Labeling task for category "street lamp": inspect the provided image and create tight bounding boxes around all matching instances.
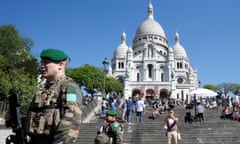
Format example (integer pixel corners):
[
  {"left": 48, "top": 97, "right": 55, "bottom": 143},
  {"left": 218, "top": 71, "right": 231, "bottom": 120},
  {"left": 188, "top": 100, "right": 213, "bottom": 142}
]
[
  {"left": 198, "top": 80, "right": 201, "bottom": 88},
  {"left": 102, "top": 57, "right": 109, "bottom": 98},
  {"left": 193, "top": 93, "right": 197, "bottom": 117}
]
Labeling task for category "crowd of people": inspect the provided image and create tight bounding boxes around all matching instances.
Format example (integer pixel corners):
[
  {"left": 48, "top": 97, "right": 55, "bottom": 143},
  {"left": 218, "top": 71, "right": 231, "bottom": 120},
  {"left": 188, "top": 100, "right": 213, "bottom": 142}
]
[
  {"left": 92, "top": 92, "right": 240, "bottom": 144},
  {"left": 195, "top": 94, "right": 240, "bottom": 122},
  {"left": 100, "top": 93, "right": 122, "bottom": 118},
  {"left": 100, "top": 93, "right": 149, "bottom": 124},
  {"left": 96, "top": 94, "right": 148, "bottom": 144},
  {"left": 97, "top": 94, "right": 183, "bottom": 144},
  {"left": 221, "top": 105, "right": 240, "bottom": 121},
  {"left": 218, "top": 94, "right": 240, "bottom": 121}
]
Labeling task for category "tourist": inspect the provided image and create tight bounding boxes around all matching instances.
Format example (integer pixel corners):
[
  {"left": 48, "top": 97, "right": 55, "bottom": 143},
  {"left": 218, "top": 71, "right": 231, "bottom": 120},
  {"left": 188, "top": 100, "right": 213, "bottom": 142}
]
[
  {"left": 126, "top": 97, "right": 134, "bottom": 123},
  {"left": 196, "top": 102, "right": 205, "bottom": 123},
  {"left": 135, "top": 97, "right": 146, "bottom": 123},
  {"left": 164, "top": 109, "right": 179, "bottom": 144}
]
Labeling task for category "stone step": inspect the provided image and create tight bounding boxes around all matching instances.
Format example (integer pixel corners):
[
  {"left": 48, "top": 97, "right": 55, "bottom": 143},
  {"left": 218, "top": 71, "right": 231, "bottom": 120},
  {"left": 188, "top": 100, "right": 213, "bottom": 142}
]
[
  {"left": 77, "top": 104, "right": 240, "bottom": 144},
  {"left": 1, "top": 104, "right": 238, "bottom": 144}
]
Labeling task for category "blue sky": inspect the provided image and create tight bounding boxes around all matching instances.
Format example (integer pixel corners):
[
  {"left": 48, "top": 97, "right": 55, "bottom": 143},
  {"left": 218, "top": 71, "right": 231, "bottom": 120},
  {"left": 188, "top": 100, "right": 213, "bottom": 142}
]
[{"left": 1, "top": 0, "right": 240, "bottom": 86}]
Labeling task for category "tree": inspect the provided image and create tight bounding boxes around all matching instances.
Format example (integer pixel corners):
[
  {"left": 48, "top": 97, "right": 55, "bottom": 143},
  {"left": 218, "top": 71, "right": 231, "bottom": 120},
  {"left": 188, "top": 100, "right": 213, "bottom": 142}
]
[
  {"left": 68, "top": 64, "right": 124, "bottom": 96},
  {"left": 203, "top": 84, "right": 217, "bottom": 92},
  {"left": 105, "top": 77, "right": 123, "bottom": 94},
  {"left": 231, "top": 83, "right": 240, "bottom": 95},
  {"left": 0, "top": 24, "right": 39, "bottom": 102},
  {"left": 216, "top": 82, "right": 233, "bottom": 96},
  {"left": 68, "top": 64, "right": 104, "bottom": 96}
]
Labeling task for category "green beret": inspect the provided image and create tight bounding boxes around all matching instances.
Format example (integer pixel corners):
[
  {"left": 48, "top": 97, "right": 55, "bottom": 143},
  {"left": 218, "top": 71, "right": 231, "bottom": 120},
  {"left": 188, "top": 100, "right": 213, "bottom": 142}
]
[
  {"left": 106, "top": 110, "right": 117, "bottom": 116},
  {"left": 40, "top": 48, "right": 68, "bottom": 62}
]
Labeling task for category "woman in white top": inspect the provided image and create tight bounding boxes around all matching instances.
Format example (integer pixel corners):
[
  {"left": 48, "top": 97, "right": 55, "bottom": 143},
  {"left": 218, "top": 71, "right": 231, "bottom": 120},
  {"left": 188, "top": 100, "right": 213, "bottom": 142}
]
[{"left": 164, "top": 110, "right": 179, "bottom": 144}]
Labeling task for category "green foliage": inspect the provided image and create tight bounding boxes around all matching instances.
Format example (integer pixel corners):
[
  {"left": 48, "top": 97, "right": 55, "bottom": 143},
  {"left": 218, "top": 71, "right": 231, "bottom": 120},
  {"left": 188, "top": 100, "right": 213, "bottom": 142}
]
[
  {"left": 216, "top": 82, "right": 233, "bottom": 96},
  {"left": 0, "top": 24, "right": 39, "bottom": 102},
  {"left": 231, "top": 83, "right": 240, "bottom": 95},
  {"left": 68, "top": 64, "right": 104, "bottom": 95},
  {"left": 203, "top": 82, "right": 240, "bottom": 96},
  {"left": 68, "top": 64, "right": 123, "bottom": 96},
  {"left": 106, "top": 77, "right": 123, "bottom": 93},
  {"left": 203, "top": 84, "right": 217, "bottom": 92}
]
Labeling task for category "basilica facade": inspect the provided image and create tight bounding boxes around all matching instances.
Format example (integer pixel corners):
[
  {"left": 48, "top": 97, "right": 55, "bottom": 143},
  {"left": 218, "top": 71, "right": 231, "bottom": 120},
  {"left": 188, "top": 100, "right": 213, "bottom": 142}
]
[{"left": 109, "top": 2, "right": 199, "bottom": 101}]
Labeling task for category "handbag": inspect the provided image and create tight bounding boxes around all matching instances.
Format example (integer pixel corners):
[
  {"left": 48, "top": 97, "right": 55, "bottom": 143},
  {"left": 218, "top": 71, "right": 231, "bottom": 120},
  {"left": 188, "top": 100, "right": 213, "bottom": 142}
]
[{"left": 177, "top": 132, "right": 181, "bottom": 141}]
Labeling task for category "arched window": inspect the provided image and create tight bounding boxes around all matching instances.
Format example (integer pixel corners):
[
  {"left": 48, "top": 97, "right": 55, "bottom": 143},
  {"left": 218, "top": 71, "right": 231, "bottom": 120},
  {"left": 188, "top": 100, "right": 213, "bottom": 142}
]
[
  {"left": 118, "top": 62, "right": 124, "bottom": 69},
  {"left": 161, "top": 73, "right": 164, "bottom": 81},
  {"left": 148, "top": 64, "right": 153, "bottom": 78},
  {"left": 121, "top": 62, "right": 124, "bottom": 69},
  {"left": 137, "top": 73, "right": 140, "bottom": 82},
  {"left": 148, "top": 46, "right": 154, "bottom": 58},
  {"left": 118, "top": 62, "right": 121, "bottom": 69},
  {"left": 177, "top": 62, "right": 183, "bottom": 69}
]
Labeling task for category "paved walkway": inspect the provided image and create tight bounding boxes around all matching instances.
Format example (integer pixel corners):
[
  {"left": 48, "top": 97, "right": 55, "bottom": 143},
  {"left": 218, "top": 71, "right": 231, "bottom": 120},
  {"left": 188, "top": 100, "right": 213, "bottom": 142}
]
[
  {"left": 82, "top": 102, "right": 101, "bottom": 123},
  {"left": 0, "top": 118, "right": 12, "bottom": 144},
  {"left": 0, "top": 127, "right": 11, "bottom": 144}
]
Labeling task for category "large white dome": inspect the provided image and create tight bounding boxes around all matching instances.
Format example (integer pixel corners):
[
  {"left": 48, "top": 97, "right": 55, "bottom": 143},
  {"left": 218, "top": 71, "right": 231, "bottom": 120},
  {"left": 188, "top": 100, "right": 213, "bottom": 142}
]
[
  {"left": 135, "top": 3, "right": 166, "bottom": 38},
  {"left": 135, "top": 17, "right": 166, "bottom": 38}
]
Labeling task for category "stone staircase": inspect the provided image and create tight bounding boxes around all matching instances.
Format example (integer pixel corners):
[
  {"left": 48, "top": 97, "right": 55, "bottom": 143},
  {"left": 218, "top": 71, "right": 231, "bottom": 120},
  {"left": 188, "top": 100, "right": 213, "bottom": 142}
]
[
  {"left": 77, "top": 104, "right": 240, "bottom": 144},
  {"left": 1, "top": 103, "right": 240, "bottom": 144}
]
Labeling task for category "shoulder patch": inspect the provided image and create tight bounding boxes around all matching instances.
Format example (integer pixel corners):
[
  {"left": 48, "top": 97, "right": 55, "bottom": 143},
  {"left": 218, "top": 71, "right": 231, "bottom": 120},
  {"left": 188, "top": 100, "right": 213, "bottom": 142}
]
[
  {"left": 66, "top": 93, "right": 77, "bottom": 102},
  {"left": 111, "top": 122, "right": 120, "bottom": 131}
]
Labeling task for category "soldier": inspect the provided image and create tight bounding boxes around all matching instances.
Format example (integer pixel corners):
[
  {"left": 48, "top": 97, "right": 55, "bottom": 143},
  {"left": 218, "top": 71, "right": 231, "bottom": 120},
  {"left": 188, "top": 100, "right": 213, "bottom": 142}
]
[
  {"left": 6, "top": 48, "right": 83, "bottom": 144},
  {"left": 95, "top": 110, "right": 124, "bottom": 144}
]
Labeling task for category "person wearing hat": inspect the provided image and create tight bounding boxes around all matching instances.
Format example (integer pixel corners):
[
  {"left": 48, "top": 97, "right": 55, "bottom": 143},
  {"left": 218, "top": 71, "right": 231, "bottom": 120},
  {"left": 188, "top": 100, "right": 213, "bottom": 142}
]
[
  {"left": 95, "top": 110, "right": 124, "bottom": 144},
  {"left": 18, "top": 48, "right": 82, "bottom": 144}
]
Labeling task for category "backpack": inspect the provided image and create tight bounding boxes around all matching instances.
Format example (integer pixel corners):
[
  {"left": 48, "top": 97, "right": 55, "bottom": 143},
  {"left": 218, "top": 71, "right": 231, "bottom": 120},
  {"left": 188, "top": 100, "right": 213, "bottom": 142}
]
[
  {"left": 121, "top": 103, "right": 126, "bottom": 110},
  {"left": 94, "top": 133, "right": 111, "bottom": 144}
]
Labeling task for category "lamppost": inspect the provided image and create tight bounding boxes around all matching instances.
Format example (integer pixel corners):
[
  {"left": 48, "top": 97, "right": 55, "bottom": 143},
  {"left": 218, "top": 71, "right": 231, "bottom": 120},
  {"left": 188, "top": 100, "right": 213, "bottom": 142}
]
[
  {"left": 198, "top": 80, "right": 201, "bottom": 88},
  {"left": 193, "top": 93, "right": 197, "bottom": 118},
  {"left": 102, "top": 58, "right": 109, "bottom": 98}
]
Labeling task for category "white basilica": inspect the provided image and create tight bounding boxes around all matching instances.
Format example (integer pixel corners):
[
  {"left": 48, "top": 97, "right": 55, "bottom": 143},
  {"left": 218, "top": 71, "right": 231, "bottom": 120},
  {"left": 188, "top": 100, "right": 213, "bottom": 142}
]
[{"left": 108, "top": 2, "right": 199, "bottom": 101}]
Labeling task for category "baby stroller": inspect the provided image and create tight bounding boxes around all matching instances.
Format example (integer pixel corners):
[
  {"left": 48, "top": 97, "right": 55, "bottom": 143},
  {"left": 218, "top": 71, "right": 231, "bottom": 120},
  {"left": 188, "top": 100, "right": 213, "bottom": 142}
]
[{"left": 184, "top": 111, "right": 194, "bottom": 124}]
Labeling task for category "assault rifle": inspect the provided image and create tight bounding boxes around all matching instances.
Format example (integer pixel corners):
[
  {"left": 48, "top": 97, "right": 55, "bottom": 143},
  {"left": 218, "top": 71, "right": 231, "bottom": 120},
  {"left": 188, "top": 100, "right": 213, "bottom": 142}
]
[{"left": 5, "top": 93, "right": 26, "bottom": 144}]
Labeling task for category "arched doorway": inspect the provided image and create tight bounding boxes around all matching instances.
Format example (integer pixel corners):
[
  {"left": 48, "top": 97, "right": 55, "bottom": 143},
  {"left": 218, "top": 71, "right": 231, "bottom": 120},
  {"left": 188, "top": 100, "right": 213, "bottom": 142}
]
[
  {"left": 146, "top": 89, "right": 154, "bottom": 99},
  {"left": 159, "top": 89, "right": 170, "bottom": 104},
  {"left": 132, "top": 89, "right": 141, "bottom": 102},
  {"left": 116, "top": 76, "right": 125, "bottom": 87},
  {"left": 132, "top": 89, "right": 141, "bottom": 97}
]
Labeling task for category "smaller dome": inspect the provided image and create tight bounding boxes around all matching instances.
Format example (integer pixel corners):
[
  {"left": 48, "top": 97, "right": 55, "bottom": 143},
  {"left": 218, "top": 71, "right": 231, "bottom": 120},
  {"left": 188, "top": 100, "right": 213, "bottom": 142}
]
[
  {"left": 172, "top": 32, "right": 187, "bottom": 58},
  {"left": 114, "top": 32, "right": 128, "bottom": 58},
  {"left": 127, "top": 46, "right": 133, "bottom": 53},
  {"left": 168, "top": 47, "right": 173, "bottom": 53}
]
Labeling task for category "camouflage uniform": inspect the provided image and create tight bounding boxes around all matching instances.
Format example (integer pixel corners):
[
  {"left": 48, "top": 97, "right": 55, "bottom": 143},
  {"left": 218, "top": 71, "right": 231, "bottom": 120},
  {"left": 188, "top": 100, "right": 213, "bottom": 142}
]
[
  {"left": 25, "top": 75, "right": 82, "bottom": 144},
  {"left": 101, "top": 122, "right": 123, "bottom": 144},
  {"left": 96, "top": 110, "right": 124, "bottom": 144}
]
